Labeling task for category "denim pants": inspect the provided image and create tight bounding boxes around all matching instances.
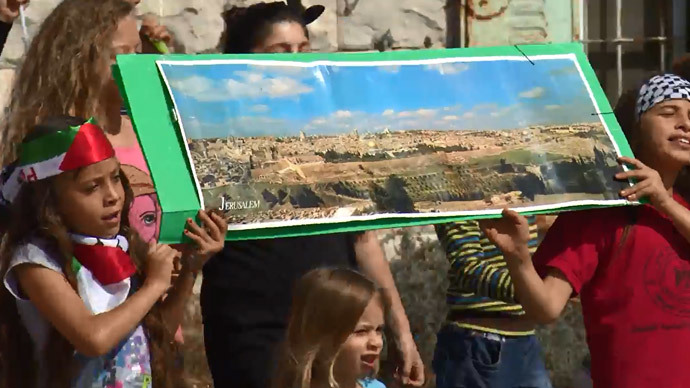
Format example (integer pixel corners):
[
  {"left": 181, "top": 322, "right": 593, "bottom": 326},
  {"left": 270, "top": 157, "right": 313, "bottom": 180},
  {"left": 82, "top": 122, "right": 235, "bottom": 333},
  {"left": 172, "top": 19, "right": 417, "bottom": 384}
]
[{"left": 433, "top": 325, "right": 553, "bottom": 388}]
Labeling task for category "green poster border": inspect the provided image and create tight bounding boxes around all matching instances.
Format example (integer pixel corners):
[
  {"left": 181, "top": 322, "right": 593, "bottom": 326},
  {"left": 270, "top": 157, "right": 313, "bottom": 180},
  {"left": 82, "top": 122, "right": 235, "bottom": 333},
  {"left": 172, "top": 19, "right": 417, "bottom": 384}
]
[{"left": 114, "top": 43, "right": 633, "bottom": 244}]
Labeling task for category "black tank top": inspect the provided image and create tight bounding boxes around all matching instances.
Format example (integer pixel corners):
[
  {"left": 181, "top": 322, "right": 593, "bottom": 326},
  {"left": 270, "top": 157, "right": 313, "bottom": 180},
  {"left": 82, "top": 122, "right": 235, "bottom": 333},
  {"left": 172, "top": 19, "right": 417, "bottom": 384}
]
[{"left": 200, "top": 233, "right": 359, "bottom": 328}]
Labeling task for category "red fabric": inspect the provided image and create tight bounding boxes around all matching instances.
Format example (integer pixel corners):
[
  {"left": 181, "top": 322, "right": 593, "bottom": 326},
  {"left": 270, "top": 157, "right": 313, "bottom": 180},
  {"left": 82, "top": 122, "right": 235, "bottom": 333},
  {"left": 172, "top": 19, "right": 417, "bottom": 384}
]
[
  {"left": 534, "top": 194, "right": 690, "bottom": 388},
  {"left": 59, "top": 123, "right": 115, "bottom": 171},
  {"left": 73, "top": 244, "right": 136, "bottom": 285}
]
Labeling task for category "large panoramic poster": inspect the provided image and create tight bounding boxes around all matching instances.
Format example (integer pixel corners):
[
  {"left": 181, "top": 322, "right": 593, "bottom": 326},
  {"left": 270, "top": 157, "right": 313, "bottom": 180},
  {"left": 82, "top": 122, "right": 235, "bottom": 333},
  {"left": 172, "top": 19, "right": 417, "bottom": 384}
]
[{"left": 156, "top": 51, "right": 631, "bottom": 231}]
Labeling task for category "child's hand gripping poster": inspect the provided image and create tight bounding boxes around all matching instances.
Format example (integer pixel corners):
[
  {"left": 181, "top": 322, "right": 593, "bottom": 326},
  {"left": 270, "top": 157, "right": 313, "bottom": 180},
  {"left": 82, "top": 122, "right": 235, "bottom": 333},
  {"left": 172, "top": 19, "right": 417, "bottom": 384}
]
[{"left": 115, "top": 43, "right": 634, "bottom": 243}]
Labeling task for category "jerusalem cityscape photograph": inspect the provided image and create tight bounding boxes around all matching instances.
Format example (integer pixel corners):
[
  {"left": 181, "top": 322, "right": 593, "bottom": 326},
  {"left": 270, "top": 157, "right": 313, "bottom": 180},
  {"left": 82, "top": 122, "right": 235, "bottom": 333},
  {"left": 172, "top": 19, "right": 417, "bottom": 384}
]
[{"left": 159, "top": 55, "right": 628, "bottom": 226}]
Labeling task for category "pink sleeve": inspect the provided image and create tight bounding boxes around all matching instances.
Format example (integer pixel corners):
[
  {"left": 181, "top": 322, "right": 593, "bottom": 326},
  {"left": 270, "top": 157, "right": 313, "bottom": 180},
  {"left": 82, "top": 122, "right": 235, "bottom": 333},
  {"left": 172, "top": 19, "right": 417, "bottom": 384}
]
[{"left": 533, "top": 210, "right": 612, "bottom": 295}]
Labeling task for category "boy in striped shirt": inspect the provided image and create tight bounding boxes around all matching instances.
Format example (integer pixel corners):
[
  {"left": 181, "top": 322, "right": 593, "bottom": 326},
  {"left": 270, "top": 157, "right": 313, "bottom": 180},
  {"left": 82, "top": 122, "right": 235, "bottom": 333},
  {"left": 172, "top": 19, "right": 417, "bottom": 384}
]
[{"left": 433, "top": 216, "right": 552, "bottom": 388}]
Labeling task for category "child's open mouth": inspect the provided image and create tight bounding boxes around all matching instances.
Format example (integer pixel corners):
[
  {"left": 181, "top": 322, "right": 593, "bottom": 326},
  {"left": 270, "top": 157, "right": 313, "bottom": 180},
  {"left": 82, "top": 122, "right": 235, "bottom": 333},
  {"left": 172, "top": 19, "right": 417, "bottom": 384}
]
[
  {"left": 360, "top": 354, "right": 379, "bottom": 368},
  {"left": 670, "top": 135, "right": 690, "bottom": 147}
]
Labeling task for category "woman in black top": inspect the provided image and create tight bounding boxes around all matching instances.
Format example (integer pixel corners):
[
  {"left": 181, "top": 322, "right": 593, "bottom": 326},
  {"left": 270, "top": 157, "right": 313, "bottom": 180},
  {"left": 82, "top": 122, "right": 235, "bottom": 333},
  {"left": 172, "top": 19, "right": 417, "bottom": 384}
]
[{"left": 201, "top": 3, "right": 424, "bottom": 388}]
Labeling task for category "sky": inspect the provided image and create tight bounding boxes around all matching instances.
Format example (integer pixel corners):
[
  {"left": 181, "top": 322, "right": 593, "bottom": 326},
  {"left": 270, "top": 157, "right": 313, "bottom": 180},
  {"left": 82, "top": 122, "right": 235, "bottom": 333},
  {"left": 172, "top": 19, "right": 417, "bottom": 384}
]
[{"left": 160, "top": 56, "right": 601, "bottom": 140}]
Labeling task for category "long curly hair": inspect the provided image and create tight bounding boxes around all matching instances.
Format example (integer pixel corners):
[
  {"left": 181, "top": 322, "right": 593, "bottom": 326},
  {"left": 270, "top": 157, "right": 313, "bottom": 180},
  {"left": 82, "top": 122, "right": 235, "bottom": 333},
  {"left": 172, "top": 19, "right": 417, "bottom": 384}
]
[
  {"left": 0, "top": 0, "right": 133, "bottom": 165},
  {"left": 271, "top": 268, "right": 387, "bottom": 388},
  {"left": 0, "top": 117, "right": 177, "bottom": 387}
]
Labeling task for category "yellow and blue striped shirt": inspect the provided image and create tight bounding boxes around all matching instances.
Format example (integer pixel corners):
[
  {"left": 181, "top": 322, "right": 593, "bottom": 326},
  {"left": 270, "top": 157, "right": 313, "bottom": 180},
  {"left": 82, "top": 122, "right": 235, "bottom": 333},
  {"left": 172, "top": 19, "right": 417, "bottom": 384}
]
[{"left": 435, "top": 216, "right": 540, "bottom": 335}]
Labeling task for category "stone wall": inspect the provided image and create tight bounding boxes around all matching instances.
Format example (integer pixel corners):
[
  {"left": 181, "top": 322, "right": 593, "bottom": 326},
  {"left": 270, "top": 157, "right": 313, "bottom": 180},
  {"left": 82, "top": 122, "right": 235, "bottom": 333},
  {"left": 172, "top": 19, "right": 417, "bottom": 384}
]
[{"left": 0, "top": 0, "right": 449, "bottom": 112}]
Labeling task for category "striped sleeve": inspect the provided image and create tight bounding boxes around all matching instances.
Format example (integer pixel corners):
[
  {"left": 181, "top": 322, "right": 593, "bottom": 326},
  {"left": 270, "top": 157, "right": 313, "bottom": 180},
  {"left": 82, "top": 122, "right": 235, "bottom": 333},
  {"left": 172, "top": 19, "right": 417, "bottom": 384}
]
[{"left": 435, "top": 217, "right": 539, "bottom": 304}]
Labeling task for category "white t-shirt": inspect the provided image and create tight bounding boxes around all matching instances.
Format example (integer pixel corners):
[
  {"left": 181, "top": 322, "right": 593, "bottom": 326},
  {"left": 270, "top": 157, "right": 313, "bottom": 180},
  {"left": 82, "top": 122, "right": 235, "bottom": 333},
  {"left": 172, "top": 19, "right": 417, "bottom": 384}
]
[{"left": 3, "top": 237, "right": 152, "bottom": 388}]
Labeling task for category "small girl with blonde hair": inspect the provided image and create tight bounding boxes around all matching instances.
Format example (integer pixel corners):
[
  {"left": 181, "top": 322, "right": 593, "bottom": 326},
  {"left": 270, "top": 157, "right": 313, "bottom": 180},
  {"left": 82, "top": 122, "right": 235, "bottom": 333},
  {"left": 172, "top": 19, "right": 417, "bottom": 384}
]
[{"left": 273, "top": 268, "right": 389, "bottom": 388}]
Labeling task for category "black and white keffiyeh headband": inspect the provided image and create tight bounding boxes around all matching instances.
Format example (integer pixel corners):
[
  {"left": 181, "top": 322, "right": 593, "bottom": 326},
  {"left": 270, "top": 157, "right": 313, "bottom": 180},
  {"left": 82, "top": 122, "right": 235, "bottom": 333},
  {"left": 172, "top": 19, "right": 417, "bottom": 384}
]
[{"left": 636, "top": 74, "right": 690, "bottom": 119}]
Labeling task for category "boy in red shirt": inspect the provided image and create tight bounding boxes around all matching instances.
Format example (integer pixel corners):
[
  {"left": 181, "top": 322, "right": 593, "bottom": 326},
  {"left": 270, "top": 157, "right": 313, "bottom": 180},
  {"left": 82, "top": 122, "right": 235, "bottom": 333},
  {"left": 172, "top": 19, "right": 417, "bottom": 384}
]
[{"left": 481, "top": 74, "right": 690, "bottom": 388}]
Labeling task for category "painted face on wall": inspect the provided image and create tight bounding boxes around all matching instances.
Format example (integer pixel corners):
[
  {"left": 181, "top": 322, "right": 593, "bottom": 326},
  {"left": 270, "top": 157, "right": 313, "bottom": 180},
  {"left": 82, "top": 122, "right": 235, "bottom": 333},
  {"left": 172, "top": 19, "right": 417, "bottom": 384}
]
[
  {"left": 129, "top": 193, "right": 160, "bottom": 243},
  {"left": 120, "top": 165, "right": 160, "bottom": 243}
]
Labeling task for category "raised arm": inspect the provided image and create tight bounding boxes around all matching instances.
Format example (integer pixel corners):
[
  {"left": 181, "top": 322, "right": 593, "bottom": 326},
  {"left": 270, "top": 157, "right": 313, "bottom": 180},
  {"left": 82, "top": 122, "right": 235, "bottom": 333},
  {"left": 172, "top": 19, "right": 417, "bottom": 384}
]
[
  {"left": 16, "top": 243, "right": 175, "bottom": 357},
  {"left": 436, "top": 220, "right": 539, "bottom": 304},
  {"left": 158, "top": 210, "right": 226, "bottom": 333},
  {"left": 480, "top": 210, "right": 573, "bottom": 324},
  {"left": 504, "top": 257, "right": 574, "bottom": 323},
  {"left": 617, "top": 157, "right": 690, "bottom": 244}
]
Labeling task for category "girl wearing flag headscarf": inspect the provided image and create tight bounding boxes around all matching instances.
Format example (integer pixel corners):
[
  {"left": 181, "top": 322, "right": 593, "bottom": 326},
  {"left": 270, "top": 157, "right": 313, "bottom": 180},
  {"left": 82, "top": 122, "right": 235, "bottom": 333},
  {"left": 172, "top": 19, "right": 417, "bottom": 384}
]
[
  {"left": 0, "top": 116, "right": 226, "bottom": 388},
  {"left": 480, "top": 74, "right": 690, "bottom": 388},
  {"left": 0, "top": 0, "right": 164, "bottom": 242},
  {"left": 0, "top": 0, "right": 192, "bottom": 348}
]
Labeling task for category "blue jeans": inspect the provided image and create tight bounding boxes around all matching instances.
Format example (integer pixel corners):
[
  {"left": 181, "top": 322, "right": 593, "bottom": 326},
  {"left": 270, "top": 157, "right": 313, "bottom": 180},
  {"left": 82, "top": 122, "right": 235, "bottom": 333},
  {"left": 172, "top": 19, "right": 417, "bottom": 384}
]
[{"left": 433, "top": 325, "right": 553, "bottom": 388}]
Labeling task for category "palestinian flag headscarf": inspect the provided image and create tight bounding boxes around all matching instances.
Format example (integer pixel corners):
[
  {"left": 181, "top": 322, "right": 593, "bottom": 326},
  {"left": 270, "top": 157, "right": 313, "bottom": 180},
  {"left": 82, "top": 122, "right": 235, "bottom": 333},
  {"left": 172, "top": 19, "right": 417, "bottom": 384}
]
[
  {"left": 636, "top": 74, "right": 690, "bottom": 118},
  {"left": 1, "top": 117, "right": 115, "bottom": 201}
]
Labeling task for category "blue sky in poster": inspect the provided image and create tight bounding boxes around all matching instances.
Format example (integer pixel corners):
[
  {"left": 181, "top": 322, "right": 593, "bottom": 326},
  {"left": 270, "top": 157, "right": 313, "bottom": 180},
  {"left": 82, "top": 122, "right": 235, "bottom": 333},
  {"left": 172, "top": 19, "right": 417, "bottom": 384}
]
[{"left": 160, "top": 57, "right": 600, "bottom": 139}]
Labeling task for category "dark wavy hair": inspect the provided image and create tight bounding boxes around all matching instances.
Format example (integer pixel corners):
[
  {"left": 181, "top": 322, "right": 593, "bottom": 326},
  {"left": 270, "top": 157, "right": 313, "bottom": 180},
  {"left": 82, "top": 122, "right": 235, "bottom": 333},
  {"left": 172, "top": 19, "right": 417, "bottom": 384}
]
[
  {"left": 613, "top": 80, "right": 644, "bottom": 154},
  {"left": 0, "top": 116, "right": 177, "bottom": 388},
  {"left": 222, "top": 0, "right": 323, "bottom": 54}
]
